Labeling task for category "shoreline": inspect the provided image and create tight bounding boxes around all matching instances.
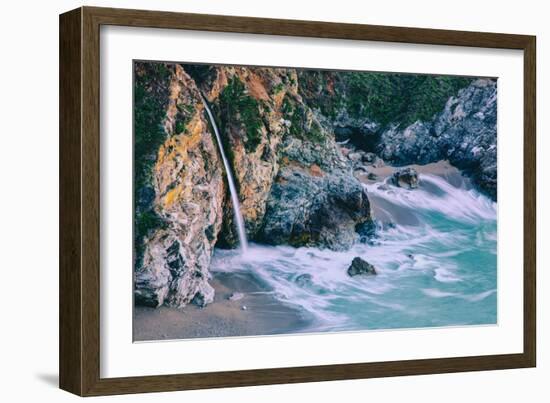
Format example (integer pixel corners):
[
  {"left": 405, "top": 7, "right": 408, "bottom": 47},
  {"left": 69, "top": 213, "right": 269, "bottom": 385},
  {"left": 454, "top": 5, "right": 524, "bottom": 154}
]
[
  {"left": 356, "top": 160, "right": 472, "bottom": 226},
  {"left": 355, "top": 159, "right": 467, "bottom": 186},
  {"left": 134, "top": 271, "right": 313, "bottom": 341},
  {"left": 134, "top": 159, "right": 488, "bottom": 341}
]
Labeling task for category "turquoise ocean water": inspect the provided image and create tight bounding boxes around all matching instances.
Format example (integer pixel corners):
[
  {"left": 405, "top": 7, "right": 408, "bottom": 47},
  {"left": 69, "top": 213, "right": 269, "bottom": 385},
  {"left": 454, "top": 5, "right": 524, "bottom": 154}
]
[{"left": 210, "top": 173, "right": 497, "bottom": 333}]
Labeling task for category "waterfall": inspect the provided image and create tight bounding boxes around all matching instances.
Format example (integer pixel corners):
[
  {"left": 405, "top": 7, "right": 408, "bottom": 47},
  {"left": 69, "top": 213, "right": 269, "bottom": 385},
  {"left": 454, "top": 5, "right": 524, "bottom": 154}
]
[{"left": 200, "top": 94, "right": 249, "bottom": 254}]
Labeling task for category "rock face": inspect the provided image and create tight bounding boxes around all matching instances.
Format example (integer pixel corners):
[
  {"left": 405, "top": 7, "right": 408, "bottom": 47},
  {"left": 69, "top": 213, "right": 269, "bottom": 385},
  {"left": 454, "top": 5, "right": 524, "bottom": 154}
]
[
  {"left": 192, "top": 65, "right": 374, "bottom": 251},
  {"left": 258, "top": 119, "right": 373, "bottom": 250},
  {"left": 195, "top": 66, "right": 297, "bottom": 246},
  {"left": 260, "top": 162, "right": 372, "bottom": 251},
  {"left": 391, "top": 167, "right": 419, "bottom": 189},
  {"left": 134, "top": 63, "right": 376, "bottom": 308},
  {"left": 134, "top": 65, "right": 226, "bottom": 308},
  {"left": 298, "top": 72, "right": 495, "bottom": 199},
  {"left": 347, "top": 257, "right": 377, "bottom": 276},
  {"left": 134, "top": 64, "right": 493, "bottom": 308},
  {"left": 377, "top": 79, "right": 497, "bottom": 199}
]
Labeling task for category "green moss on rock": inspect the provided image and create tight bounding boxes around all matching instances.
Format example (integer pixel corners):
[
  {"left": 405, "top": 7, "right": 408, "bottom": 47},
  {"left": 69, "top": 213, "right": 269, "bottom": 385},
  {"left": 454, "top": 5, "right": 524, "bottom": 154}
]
[
  {"left": 282, "top": 96, "right": 325, "bottom": 144},
  {"left": 133, "top": 62, "right": 172, "bottom": 267},
  {"left": 134, "top": 62, "right": 172, "bottom": 190},
  {"left": 298, "top": 70, "right": 474, "bottom": 127},
  {"left": 219, "top": 76, "right": 263, "bottom": 152}
]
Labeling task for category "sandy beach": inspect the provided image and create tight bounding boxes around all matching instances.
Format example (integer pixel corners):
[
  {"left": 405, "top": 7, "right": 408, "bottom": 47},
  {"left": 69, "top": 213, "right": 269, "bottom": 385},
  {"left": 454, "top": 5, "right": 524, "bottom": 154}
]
[
  {"left": 355, "top": 160, "right": 466, "bottom": 185},
  {"left": 134, "top": 271, "right": 312, "bottom": 341},
  {"left": 134, "top": 160, "right": 488, "bottom": 341},
  {"left": 354, "top": 160, "right": 470, "bottom": 225}
]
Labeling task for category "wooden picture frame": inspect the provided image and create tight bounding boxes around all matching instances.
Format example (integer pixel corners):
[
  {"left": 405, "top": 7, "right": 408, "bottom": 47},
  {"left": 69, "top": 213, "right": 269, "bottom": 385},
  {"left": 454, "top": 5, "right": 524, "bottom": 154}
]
[{"left": 59, "top": 6, "right": 536, "bottom": 396}]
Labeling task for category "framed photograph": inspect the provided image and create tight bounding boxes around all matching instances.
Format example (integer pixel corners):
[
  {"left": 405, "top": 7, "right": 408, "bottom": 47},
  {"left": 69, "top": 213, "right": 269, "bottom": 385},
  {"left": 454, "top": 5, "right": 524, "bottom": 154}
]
[{"left": 59, "top": 6, "right": 536, "bottom": 396}]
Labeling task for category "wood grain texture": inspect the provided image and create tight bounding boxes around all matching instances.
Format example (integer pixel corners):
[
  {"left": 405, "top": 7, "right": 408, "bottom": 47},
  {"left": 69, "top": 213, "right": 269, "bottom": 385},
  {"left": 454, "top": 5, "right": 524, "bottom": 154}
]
[
  {"left": 59, "top": 7, "right": 82, "bottom": 396},
  {"left": 523, "top": 37, "right": 537, "bottom": 367},
  {"left": 59, "top": 6, "right": 537, "bottom": 396},
  {"left": 81, "top": 6, "right": 102, "bottom": 396}
]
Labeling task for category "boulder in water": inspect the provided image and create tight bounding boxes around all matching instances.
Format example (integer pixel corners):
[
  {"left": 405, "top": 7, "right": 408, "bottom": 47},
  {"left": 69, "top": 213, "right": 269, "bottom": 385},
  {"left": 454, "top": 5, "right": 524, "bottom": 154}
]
[
  {"left": 347, "top": 257, "right": 377, "bottom": 277},
  {"left": 391, "top": 167, "right": 419, "bottom": 189},
  {"left": 228, "top": 292, "right": 244, "bottom": 301},
  {"left": 367, "top": 172, "right": 378, "bottom": 181},
  {"left": 295, "top": 273, "right": 313, "bottom": 287},
  {"left": 260, "top": 166, "right": 373, "bottom": 251}
]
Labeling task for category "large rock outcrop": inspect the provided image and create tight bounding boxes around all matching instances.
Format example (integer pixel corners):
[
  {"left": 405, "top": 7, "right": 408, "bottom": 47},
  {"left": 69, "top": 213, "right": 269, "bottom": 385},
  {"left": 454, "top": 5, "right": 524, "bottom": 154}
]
[
  {"left": 197, "top": 66, "right": 295, "bottom": 245},
  {"left": 190, "top": 65, "right": 374, "bottom": 251},
  {"left": 377, "top": 79, "right": 497, "bottom": 199},
  {"left": 296, "top": 71, "right": 496, "bottom": 199},
  {"left": 134, "top": 65, "right": 226, "bottom": 308},
  {"left": 134, "top": 63, "right": 376, "bottom": 308},
  {"left": 259, "top": 135, "right": 372, "bottom": 251}
]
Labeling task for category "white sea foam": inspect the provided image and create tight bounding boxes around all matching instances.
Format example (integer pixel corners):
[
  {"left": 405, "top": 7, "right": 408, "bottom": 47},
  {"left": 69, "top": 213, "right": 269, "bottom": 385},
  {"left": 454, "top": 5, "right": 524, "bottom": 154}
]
[
  {"left": 422, "top": 288, "right": 459, "bottom": 298},
  {"left": 434, "top": 267, "right": 463, "bottom": 283},
  {"left": 364, "top": 174, "right": 497, "bottom": 224},
  {"left": 464, "top": 289, "right": 497, "bottom": 302},
  {"left": 210, "top": 173, "right": 497, "bottom": 331},
  {"left": 422, "top": 288, "right": 496, "bottom": 302}
]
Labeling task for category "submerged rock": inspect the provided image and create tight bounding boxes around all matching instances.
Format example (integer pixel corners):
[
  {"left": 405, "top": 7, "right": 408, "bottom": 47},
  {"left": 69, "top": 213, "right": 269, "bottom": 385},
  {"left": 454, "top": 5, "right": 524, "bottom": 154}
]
[
  {"left": 355, "top": 220, "right": 377, "bottom": 243},
  {"left": 295, "top": 273, "right": 313, "bottom": 287},
  {"left": 228, "top": 292, "right": 244, "bottom": 301},
  {"left": 367, "top": 172, "right": 378, "bottom": 181},
  {"left": 347, "top": 257, "right": 377, "bottom": 277},
  {"left": 391, "top": 167, "right": 419, "bottom": 189}
]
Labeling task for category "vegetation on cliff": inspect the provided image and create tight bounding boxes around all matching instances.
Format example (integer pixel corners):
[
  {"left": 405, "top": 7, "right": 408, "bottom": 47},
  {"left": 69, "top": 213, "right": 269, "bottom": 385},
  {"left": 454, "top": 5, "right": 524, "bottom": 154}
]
[
  {"left": 282, "top": 96, "right": 325, "bottom": 144},
  {"left": 298, "top": 70, "right": 473, "bottom": 127},
  {"left": 134, "top": 64, "right": 226, "bottom": 308},
  {"left": 133, "top": 63, "right": 172, "bottom": 266},
  {"left": 133, "top": 61, "right": 497, "bottom": 309},
  {"left": 218, "top": 76, "right": 263, "bottom": 152}
]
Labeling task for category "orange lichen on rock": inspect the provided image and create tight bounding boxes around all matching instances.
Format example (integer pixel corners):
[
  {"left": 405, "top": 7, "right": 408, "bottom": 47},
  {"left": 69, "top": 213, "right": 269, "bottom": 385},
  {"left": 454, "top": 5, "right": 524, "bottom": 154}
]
[
  {"left": 235, "top": 69, "right": 270, "bottom": 101},
  {"left": 207, "top": 68, "right": 228, "bottom": 101},
  {"left": 309, "top": 164, "right": 324, "bottom": 177}
]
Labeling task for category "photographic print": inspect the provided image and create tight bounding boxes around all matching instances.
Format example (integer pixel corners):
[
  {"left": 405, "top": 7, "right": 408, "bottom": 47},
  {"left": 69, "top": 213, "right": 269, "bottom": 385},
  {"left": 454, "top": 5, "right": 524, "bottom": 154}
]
[{"left": 133, "top": 61, "right": 497, "bottom": 341}]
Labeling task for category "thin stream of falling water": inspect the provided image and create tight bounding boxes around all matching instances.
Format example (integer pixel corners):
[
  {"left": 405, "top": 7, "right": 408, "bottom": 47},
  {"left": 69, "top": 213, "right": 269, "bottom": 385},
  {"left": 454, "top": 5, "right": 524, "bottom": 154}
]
[{"left": 200, "top": 94, "right": 249, "bottom": 254}]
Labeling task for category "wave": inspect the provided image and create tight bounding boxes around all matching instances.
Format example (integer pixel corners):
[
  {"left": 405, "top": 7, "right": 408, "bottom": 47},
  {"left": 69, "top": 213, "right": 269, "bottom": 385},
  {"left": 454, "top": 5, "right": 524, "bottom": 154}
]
[
  {"left": 210, "top": 172, "right": 498, "bottom": 331},
  {"left": 422, "top": 288, "right": 496, "bottom": 302},
  {"left": 364, "top": 173, "right": 497, "bottom": 224}
]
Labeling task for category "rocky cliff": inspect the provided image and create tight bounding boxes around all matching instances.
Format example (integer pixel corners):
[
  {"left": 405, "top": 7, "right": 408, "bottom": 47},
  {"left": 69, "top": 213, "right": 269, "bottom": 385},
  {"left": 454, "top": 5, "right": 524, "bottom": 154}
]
[
  {"left": 183, "top": 64, "right": 374, "bottom": 250},
  {"left": 134, "top": 64, "right": 226, "bottom": 308},
  {"left": 134, "top": 63, "right": 496, "bottom": 308},
  {"left": 298, "top": 72, "right": 497, "bottom": 200},
  {"left": 259, "top": 132, "right": 372, "bottom": 250},
  {"left": 134, "top": 63, "right": 375, "bottom": 307},
  {"left": 377, "top": 79, "right": 497, "bottom": 199}
]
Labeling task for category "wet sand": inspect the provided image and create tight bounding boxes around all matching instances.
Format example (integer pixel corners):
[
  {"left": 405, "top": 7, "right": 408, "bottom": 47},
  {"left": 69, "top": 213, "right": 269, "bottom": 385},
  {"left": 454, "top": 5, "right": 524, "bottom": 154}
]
[
  {"left": 355, "top": 160, "right": 471, "bottom": 226},
  {"left": 356, "top": 160, "right": 465, "bottom": 185},
  {"left": 134, "top": 160, "right": 465, "bottom": 341},
  {"left": 134, "top": 272, "right": 312, "bottom": 341}
]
